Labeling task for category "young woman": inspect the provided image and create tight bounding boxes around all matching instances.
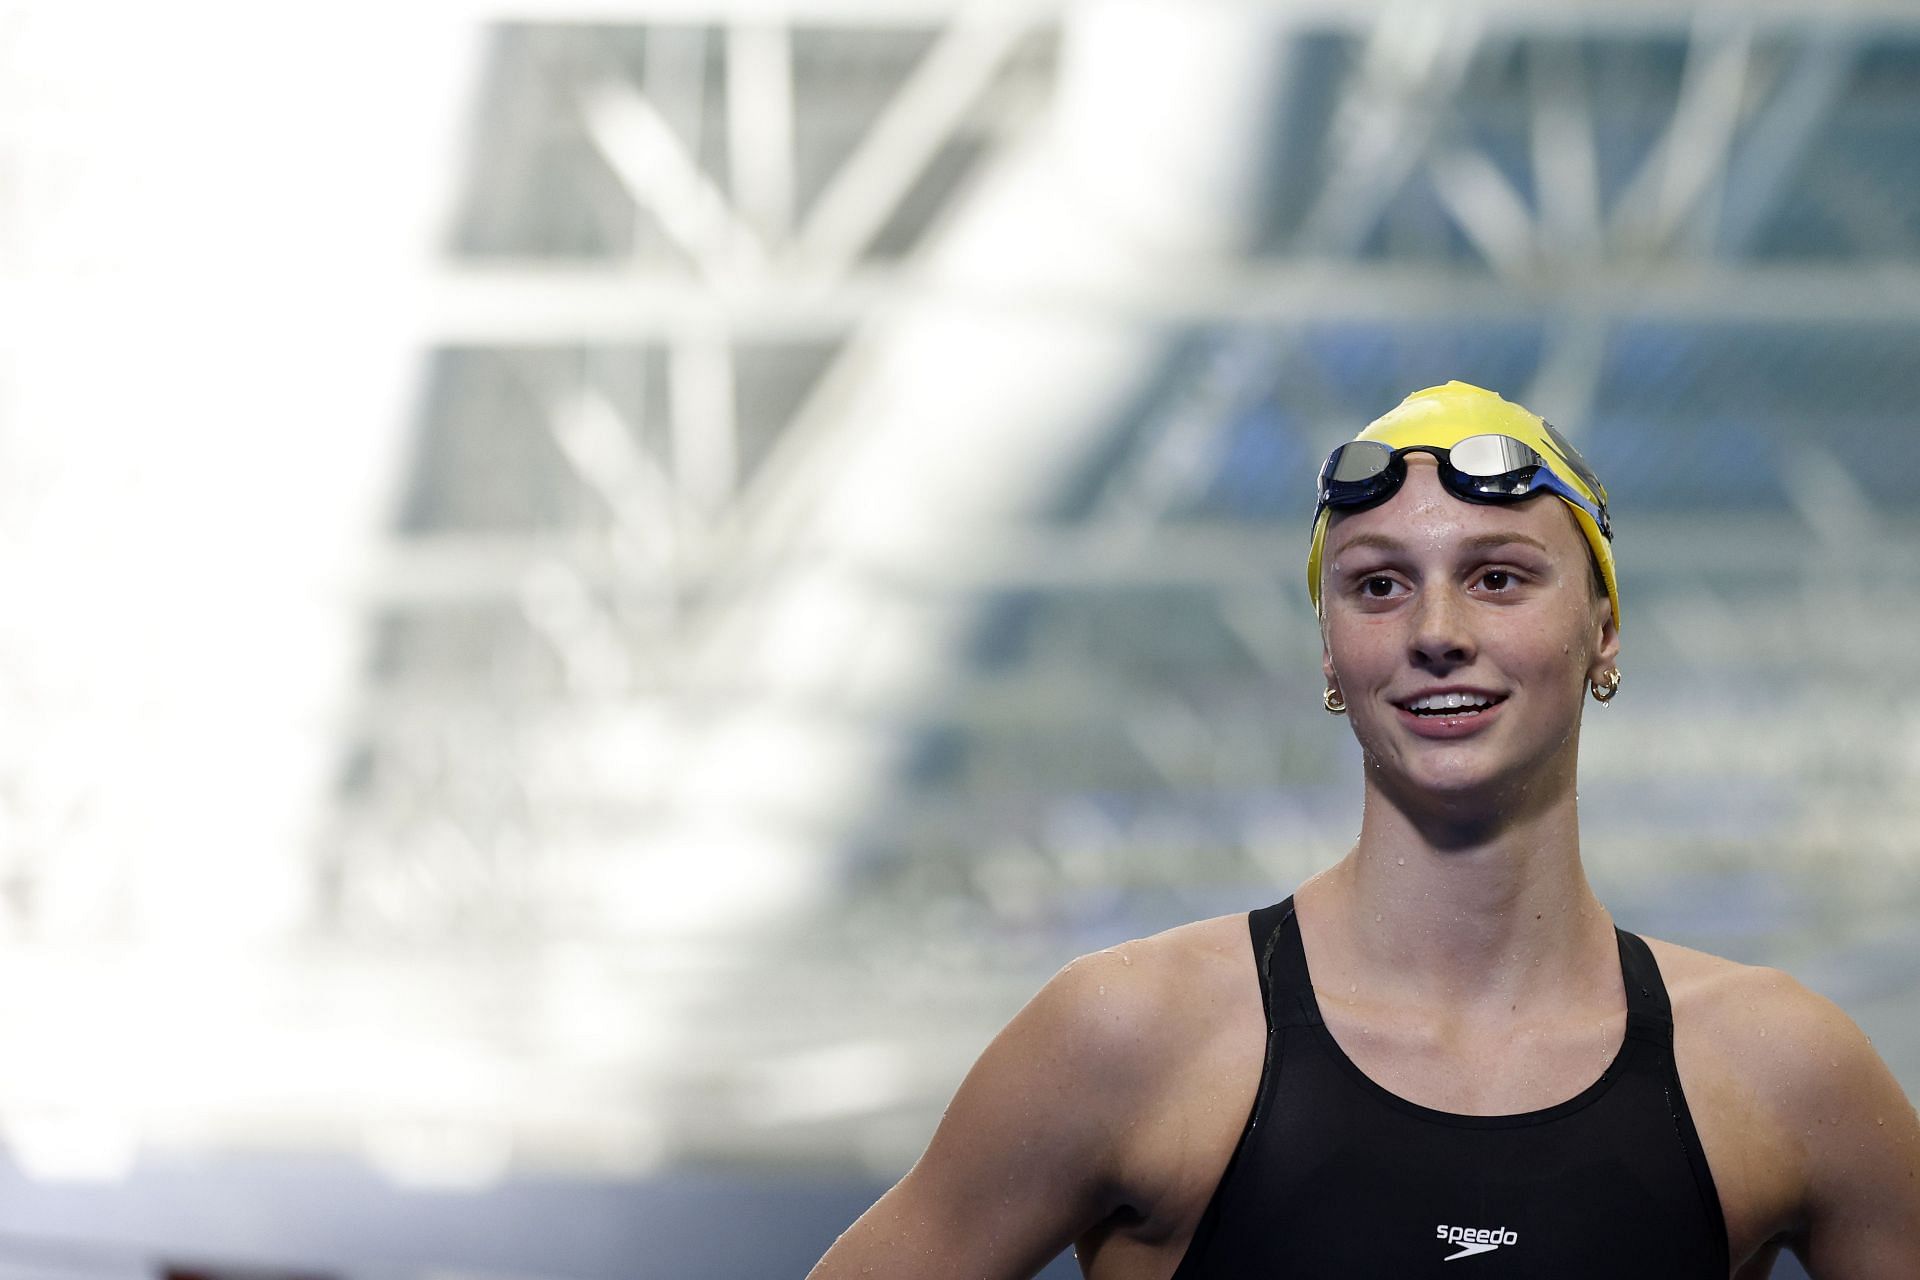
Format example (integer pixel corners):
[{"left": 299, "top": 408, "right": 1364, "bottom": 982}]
[{"left": 809, "top": 382, "right": 1920, "bottom": 1278}]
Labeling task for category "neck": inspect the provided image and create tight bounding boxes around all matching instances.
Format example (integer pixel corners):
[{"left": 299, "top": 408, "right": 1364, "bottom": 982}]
[{"left": 1300, "top": 775, "right": 1611, "bottom": 1008}]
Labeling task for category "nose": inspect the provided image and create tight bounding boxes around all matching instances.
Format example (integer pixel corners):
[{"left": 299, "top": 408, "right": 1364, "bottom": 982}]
[{"left": 1409, "top": 581, "right": 1475, "bottom": 671}]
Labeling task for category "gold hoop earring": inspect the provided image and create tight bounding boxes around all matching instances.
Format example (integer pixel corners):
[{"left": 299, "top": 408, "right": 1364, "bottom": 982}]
[
  {"left": 1589, "top": 668, "right": 1621, "bottom": 703},
  {"left": 1323, "top": 686, "right": 1347, "bottom": 715}
]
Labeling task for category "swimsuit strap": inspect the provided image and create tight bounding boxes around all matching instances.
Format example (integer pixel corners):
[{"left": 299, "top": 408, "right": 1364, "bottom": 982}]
[
  {"left": 1615, "top": 926, "right": 1676, "bottom": 1048},
  {"left": 1253, "top": 896, "right": 1323, "bottom": 1030},
  {"left": 1256, "top": 897, "right": 1672, "bottom": 1045}
]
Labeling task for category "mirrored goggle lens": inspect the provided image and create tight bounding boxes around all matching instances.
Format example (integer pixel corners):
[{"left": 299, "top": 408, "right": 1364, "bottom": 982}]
[
  {"left": 1447, "top": 433, "right": 1544, "bottom": 479},
  {"left": 1323, "top": 440, "right": 1394, "bottom": 486},
  {"left": 1446, "top": 434, "right": 1547, "bottom": 499}
]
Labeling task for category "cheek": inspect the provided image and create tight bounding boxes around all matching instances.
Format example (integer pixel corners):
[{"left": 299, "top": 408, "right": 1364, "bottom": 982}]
[
  {"left": 1323, "top": 616, "right": 1397, "bottom": 678},
  {"left": 1504, "top": 614, "right": 1595, "bottom": 687}
]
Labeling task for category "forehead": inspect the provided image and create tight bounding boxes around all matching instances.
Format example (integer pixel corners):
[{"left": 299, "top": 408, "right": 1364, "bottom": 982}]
[{"left": 1323, "top": 457, "right": 1588, "bottom": 562}]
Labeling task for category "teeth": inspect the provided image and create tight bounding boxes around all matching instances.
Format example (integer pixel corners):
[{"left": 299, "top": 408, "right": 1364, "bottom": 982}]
[{"left": 1407, "top": 692, "right": 1494, "bottom": 713}]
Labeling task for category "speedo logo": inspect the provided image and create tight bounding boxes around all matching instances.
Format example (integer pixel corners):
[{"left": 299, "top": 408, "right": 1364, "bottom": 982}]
[{"left": 1435, "top": 1224, "right": 1519, "bottom": 1261}]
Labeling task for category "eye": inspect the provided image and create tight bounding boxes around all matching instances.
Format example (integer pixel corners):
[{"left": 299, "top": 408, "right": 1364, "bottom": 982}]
[
  {"left": 1361, "top": 575, "right": 1400, "bottom": 599},
  {"left": 1480, "top": 569, "right": 1514, "bottom": 592}
]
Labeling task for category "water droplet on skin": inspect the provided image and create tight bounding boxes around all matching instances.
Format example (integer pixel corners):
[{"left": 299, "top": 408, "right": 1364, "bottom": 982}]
[
  {"left": 1098, "top": 985, "right": 1106, "bottom": 996},
  {"left": 1374, "top": 913, "right": 1382, "bottom": 923},
  {"left": 1349, "top": 983, "right": 1357, "bottom": 993},
  {"left": 1121, "top": 953, "right": 1132, "bottom": 966},
  {"left": 1396, "top": 857, "right": 1405, "bottom": 866}
]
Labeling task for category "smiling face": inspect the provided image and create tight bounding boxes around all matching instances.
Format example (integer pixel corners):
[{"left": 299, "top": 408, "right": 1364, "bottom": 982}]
[{"left": 1319, "top": 455, "right": 1619, "bottom": 817}]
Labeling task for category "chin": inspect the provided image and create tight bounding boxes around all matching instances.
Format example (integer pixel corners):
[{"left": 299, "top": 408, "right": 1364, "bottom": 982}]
[{"left": 1367, "top": 742, "right": 1543, "bottom": 809}]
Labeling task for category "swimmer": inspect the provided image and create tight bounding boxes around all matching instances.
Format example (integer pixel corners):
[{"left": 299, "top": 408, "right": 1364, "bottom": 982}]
[{"left": 808, "top": 382, "right": 1920, "bottom": 1278}]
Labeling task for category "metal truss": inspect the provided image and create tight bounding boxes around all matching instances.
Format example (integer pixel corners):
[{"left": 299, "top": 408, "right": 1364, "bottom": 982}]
[
  {"left": 321, "top": 1, "right": 1920, "bottom": 1178},
  {"left": 8, "top": 0, "right": 1916, "bottom": 1220},
  {"left": 476, "top": 0, "right": 1920, "bottom": 31}
]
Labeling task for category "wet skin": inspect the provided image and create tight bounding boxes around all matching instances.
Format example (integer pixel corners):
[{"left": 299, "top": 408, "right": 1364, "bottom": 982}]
[
  {"left": 808, "top": 461, "right": 1920, "bottom": 1280},
  {"left": 1316, "top": 453, "right": 1617, "bottom": 836}
]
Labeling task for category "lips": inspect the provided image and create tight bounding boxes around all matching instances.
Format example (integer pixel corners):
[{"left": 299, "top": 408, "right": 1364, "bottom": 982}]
[
  {"left": 1402, "top": 690, "right": 1499, "bottom": 715},
  {"left": 1391, "top": 689, "right": 1507, "bottom": 738}
]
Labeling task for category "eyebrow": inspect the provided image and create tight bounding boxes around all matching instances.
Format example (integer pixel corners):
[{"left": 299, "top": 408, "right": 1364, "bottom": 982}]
[{"left": 1331, "top": 531, "right": 1554, "bottom": 558}]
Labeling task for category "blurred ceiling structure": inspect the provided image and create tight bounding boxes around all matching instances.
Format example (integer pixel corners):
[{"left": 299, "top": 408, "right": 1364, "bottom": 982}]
[
  {"left": 2, "top": 0, "right": 1919, "bottom": 1208},
  {"left": 349, "top": 0, "right": 1920, "bottom": 1178}
]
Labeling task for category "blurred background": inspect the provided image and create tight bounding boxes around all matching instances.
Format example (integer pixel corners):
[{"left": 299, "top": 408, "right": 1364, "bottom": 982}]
[{"left": 0, "top": 0, "right": 1916, "bottom": 1276}]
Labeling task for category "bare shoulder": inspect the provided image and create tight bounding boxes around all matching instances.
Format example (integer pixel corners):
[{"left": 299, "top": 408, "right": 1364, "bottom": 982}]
[
  {"left": 1642, "top": 935, "right": 1827, "bottom": 1036},
  {"left": 1642, "top": 935, "right": 1880, "bottom": 1106},
  {"left": 807, "top": 912, "right": 1265, "bottom": 1279},
  {"left": 1068, "top": 911, "right": 1255, "bottom": 1010},
  {"left": 1037, "top": 911, "right": 1259, "bottom": 1090},
  {"left": 901, "top": 907, "right": 1261, "bottom": 1188},
  {"left": 1044, "top": 911, "right": 1268, "bottom": 1252},
  {"left": 1643, "top": 933, "right": 1920, "bottom": 1276}
]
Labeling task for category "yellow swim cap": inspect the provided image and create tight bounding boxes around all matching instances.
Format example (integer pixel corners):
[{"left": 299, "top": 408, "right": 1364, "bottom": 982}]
[{"left": 1306, "top": 381, "right": 1620, "bottom": 629}]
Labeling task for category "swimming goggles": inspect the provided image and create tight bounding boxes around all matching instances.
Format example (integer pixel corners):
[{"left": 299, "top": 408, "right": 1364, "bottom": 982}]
[{"left": 1315, "top": 433, "right": 1613, "bottom": 541}]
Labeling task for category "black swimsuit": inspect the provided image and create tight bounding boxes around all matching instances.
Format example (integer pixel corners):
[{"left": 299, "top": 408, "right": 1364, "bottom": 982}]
[{"left": 1167, "top": 898, "right": 1728, "bottom": 1277}]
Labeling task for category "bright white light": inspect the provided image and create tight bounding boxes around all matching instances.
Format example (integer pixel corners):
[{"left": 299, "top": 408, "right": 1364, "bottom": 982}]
[
  {"left": 0, "top": 2, "right": 480, "bottom": 1159},
  {"left": 366, "top": 1117, "right": 515, "bottom": 1191},
  {"left": 0, "top": 8, "right": 477, "bottom": 945},
  {"left": 750, "top": 1039, "right": 917, "bottom": 1126},
  {"left": 1, "top": 1106, "right": 137, "bottom": 1184}
]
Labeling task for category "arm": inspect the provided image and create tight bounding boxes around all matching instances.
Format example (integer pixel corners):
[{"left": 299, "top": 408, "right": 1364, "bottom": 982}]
[
  {"left": 807, "top": 949, "right": 1165, "bottom": 1280},
  {"left": 1787, "top": 996, "right": 1920, "bottom": 1278}
]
